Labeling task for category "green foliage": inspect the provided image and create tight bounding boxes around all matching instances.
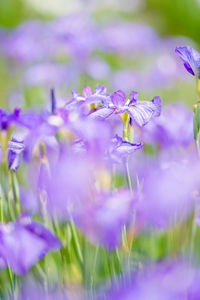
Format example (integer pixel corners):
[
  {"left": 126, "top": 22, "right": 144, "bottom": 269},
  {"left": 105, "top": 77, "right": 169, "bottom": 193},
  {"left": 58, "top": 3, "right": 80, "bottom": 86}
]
[
  {"left": 146, "top": 0, "right": 200, "bottom": 45},
  {"left": 193, "top": 103, "right": 200, "bottom": 141}
]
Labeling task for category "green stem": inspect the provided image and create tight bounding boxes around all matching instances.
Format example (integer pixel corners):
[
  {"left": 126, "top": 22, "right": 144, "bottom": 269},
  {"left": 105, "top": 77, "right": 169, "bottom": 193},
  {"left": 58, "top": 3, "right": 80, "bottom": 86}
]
[
  {"left": 196, "top": 137, "right": 200, "bottom": 156},
  {"left": 190, "top": 206, "right": 197, "bottom": 260},
  {"left": 0, "top": 195, "right": 4, "bottom": 223},
  {"left": 196, "top": 76, "right": 200, "bottom": 98},
  {"left": 10, "top": 171, "right": 20, "bottom": 216},
  {"left": 124, "top": 159, "right": 133, "bottom": 192},
  {"left": 90, "top": 246, "right": 99, "bottom": 294},
  {"left": 70, "top": 218, "right": 83, "bottom": 264}
]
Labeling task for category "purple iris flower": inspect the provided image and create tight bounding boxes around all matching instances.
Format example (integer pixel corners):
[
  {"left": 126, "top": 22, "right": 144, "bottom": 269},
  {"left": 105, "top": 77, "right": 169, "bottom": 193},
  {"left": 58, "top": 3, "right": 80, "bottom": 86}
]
[
  {"left": 0, "top": 215, "right": 61, "bottom": 274},
  {"left": 74, "top": 189, "right": 134, "bottom": 249},
  {"left": 109, "top": 134, "right": 143, "bottom": 162},
  {"left": 66, "top": 84, "right": 111, "bottom": 110},
  {"left": 7, "top": 138, "right": 24, "bottom": 171},
  {"left": 175, "top": 46, "right": 200, "bottom": 78},
  {"left": 89, "top": 90, "right": 161, "bottom": 127},
  {"left": 0, "top": 107, "right": 20, "bottom": 130}
]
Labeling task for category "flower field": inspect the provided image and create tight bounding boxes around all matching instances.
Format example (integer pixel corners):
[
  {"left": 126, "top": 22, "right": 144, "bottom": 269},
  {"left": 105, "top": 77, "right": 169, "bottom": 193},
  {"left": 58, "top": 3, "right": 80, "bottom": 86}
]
[{"left": 1, "top": 1, "right": 200, "bottom": 299}]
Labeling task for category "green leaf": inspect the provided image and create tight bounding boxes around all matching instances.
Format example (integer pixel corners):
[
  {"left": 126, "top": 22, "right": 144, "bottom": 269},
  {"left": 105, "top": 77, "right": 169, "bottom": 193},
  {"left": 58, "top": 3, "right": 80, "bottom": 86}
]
[{"left": 193, "top": 104, "right": 200, "bottom": 141}]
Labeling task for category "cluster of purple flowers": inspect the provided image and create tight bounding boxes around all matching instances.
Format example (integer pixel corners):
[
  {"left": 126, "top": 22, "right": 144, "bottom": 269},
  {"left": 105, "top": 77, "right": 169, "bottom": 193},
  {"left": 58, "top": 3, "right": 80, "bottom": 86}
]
[
  {"left": 0, "top": 14, "right": 193, "bottom": 100},
  {"left": 1, "top": 10, "right": 200, "bottom": 297}
]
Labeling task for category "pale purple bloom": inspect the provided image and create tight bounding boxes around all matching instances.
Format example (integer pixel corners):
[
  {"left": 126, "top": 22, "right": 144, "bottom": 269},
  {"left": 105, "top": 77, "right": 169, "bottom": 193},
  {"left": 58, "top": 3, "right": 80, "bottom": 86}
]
[
  {"left": 2, "top": 20, "right": 54, "bottom": 63},
  {"left": 74, "top": 189, "right": 134, "bottom": 249},
  {"left": 23, "top": 124, "right": 59, "bottom": 162},
  {"left": 135, "top": 154, "right": 200, "bottom": 228},
  {"left": 66, "top": 84, "right": 111, "bottom": 110},
  {"left": 86, "top": 57, "right": 110, "bottom": 80},
  {"left": 100, "top": 22, "right": 158, "bottom": 54},
  {"left": 30, "top": 150, "right": 95, "bottom": 219},
  {"left": 70, "top": 118, "right": 112, "bottom": 158},
  {"left": 142, "top": 103, "right": 193, "bottom": 147},
  {"left": 100, "top": 260, "right": 200, "bottom": 300},
  {"left": 7, "top": 138, "right": 24, "bottom": 171},
  {"left": 24, "top": 63, "right": 71, "bottom": 86},
  {"left": 0, "top": 216, "right": 61, "bottom": 274},
  {"left": 175, "top": 46, "right": 200, "bottom": 78},
  {"left": 49, "top": 14, "right": 97, "bottom": 59}
]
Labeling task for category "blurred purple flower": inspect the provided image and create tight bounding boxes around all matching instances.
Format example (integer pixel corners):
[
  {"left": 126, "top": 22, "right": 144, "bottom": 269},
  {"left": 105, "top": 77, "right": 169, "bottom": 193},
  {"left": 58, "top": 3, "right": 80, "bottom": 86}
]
[
  {"left": 100, "top": 259, "right": 200, "bottom": 299},
  {"left": 0, "top": 216, "right": 61, "bottom": 274},
  {"left": 70, "top": 118, "right": 112, "bottom": 158},
  {"left": 24, "top": 63, "right": 72, "bottom": 86},
  {"left": 7, "top": 138, "right": 24, "bottom": 171},
  {"left": 142, "top": 103, "right": 193, "bottom": 148},
  {"left": 135, "top": 154, "right": 200, "bottom": 228},
  {"left": 66, "top": 84, "right": 111, "bottom": 111},
  {"left": 30, "top": 150, "right": 95, "bottom": 219},
  {"left": 100, "top": 22, "right": 159, "bottom": 54},
  {"left": 2, "top": 20, "right": 53, "bottom": 63},
  {"left": 86, "top": 58, "right": 110, "bottom": 80},
  {"left": 175, "top": 46, "right": 200, "bottom": 78},
  {"left": 49, "top": 14, "right": 98, "bottom": 59},
  {"left": 74, "top": 189, "right": 134, "bottom": 249},
  {"left": 0, "top": 107, "right": 20, "bottom": 130}
]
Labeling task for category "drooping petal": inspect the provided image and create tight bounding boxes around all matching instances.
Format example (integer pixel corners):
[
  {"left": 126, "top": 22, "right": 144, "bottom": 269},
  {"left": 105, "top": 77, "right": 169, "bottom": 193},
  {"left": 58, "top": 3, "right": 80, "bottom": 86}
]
[
  {"left": 20, "top": 216, "right": 61, "bottom": 250},
  {"left": 0, "top": 217, "right": 61, "bottom": 275},
  {"left": 175, "top": 46, "right": 200, "bottom": 78},
  {"left": 127, "top": 96, "right": 161, "bottom": 127},
  {"left": 7, "top": 138, "right": 24, "bottom": 171},
  {"left": 109, "top": 135, "right": 142, "bottom": 162},
  {"left": 88, "top": 106, "right": 115, "bottom": 120}
]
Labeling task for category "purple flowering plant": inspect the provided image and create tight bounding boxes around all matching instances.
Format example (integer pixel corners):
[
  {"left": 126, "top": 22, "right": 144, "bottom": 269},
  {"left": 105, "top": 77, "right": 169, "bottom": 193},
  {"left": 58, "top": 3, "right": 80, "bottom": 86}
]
[{"left": 1, "top": 12, "right": 200, "bottom": 300}]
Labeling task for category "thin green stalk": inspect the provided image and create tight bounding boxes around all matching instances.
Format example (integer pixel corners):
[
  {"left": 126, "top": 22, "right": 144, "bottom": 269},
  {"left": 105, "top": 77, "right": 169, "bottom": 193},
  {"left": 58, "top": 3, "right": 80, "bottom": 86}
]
[
  {"left": 196, "top": 76, "right": 200, "bottom": 98},
  {"left": 124, "top": 159, "right": 133, "bottom": 192},
  {"left": 190, "top": 207, "right": 197, "bottom": 260},
  {"left": 90, "top": 246, "right": 99, "bottom": 294},
  {"left": 196, "top": 137, "right": 200, "bottom": 156},
  {"left": 70, "top": 218, "right": 83, "bottom": 264},
  {"left": 10, "top": 171, "right": 20, "bottom": 216},
  {"left": 0, "top": 195, "right": 4, "bottom": 223}
]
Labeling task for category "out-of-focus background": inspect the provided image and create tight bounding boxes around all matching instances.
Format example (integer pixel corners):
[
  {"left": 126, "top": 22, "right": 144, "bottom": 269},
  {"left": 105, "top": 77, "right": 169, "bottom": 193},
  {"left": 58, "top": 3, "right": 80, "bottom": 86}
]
[{"left": 0, "top": 0, "right": 199, "bottom": 108}]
